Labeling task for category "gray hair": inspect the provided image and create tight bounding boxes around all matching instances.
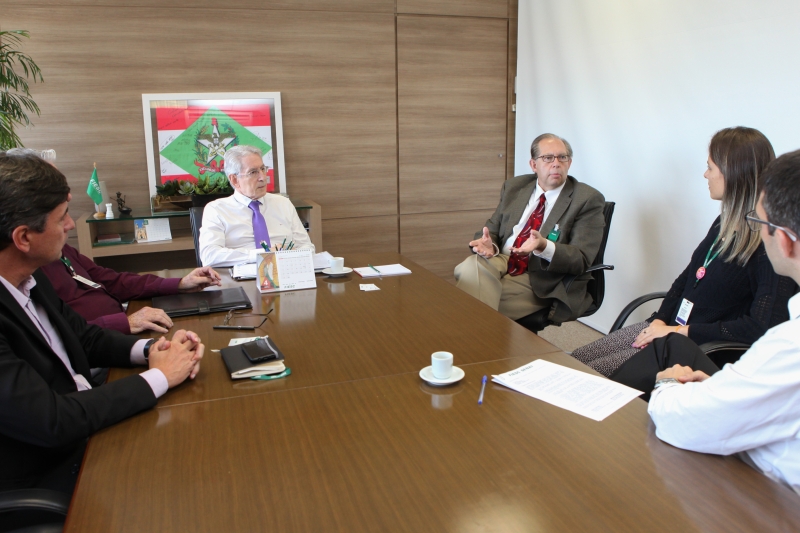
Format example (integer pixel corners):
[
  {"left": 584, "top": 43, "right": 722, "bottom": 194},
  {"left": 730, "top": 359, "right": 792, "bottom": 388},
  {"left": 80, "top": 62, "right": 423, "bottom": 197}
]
[
  {"left": 4, "top": 147, "right": 57, "bottom": 162},
  {"left": 224, "top": 145, "right": 262, "bottom": 177},
  {"left": 530, "top": 134, "right": 573, "bottom": 159}
]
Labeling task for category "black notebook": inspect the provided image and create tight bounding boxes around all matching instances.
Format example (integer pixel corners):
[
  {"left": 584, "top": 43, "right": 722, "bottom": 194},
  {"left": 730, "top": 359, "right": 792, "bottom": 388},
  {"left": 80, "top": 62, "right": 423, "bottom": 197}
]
[
  {"left": 221, "top": 337, "right": 286, "bottom": 379},
  {"left": 151, "top": 287, "right": 252, "bottom": 317}
]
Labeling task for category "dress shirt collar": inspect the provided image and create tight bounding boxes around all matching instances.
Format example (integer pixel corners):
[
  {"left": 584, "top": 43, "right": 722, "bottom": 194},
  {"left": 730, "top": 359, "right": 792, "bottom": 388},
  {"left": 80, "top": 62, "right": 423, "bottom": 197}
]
[
  {"left": 0, "top": 273, "right": 37, "bottom": 307},
  {"left": 535, "top": 179, "right": 566, "bottom": 204},
  {"left": 789, "top": 292, "right": 800, "bottom": 321},
  {"left": 232, "top": 189, "right": 265, "bottom": 208}
]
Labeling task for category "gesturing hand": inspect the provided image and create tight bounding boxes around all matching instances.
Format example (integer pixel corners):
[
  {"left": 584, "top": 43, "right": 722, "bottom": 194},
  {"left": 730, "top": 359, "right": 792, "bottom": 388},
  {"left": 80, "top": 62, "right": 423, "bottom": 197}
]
[
  {"left": 511, "top": 230, "right": 547, "bottom": 255},
  {"left": 128, "top": 306, "right": 173, "bottom": 334},
  {"left": 469, "top": 227, "right": 496, "bottom": 258}
]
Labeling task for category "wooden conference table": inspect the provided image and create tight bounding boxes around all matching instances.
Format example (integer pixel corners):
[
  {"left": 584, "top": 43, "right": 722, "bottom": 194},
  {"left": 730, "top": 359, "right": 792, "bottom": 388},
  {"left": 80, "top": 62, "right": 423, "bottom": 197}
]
[{"left": 65, "top": 253, "right": 800, "bottom": 532}]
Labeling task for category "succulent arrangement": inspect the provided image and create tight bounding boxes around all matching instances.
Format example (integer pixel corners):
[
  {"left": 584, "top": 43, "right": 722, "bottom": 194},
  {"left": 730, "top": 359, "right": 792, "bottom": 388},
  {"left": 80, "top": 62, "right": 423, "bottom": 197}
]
[{"left": 155, "top": 177, "right": 233, "bottom": 197}]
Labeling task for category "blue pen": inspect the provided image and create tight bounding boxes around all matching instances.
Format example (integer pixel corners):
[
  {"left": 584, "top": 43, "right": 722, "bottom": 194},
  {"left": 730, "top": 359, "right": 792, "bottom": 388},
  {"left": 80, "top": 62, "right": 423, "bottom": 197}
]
[{"left": 478, "top": 375, "right": 487, "bottom": 404}]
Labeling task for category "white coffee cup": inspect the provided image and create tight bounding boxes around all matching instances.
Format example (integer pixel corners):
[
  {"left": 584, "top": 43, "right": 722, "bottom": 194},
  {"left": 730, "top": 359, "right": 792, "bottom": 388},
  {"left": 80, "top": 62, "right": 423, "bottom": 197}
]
[
  {"left": 431, "top": 351, "right": 453, "bottom": 379},
  {"left": 330, "top": 257, "right": 345, "bottom": 273}
]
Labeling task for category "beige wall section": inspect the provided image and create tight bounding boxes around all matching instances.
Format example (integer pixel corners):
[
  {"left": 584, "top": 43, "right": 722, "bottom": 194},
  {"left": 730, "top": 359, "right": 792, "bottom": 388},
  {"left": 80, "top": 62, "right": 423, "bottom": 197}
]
[
  {"left": 9, "top": 1, "right": 518, "bottom": 279},
  {"left": 397, "top": 0, "right": 508, "bottom": 18},
  {"left": 397, "top": 16, "right": 508, "bottom": 215},
  {"left": 400, "top": 209, "right": 495, "bottom": 280}
]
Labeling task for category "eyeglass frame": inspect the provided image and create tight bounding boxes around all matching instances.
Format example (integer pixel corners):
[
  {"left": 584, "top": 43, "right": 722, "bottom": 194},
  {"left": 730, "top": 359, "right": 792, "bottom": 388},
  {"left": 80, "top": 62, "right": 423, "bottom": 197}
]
[
  {"left": 534, "top": 154, "right": 572, "bottom": 164},
  {"left": 237, "top": 165, "right": 269, "bottom": 179},
  {"left": 745, "top": 210, "right": 798, "bottom": 242}
]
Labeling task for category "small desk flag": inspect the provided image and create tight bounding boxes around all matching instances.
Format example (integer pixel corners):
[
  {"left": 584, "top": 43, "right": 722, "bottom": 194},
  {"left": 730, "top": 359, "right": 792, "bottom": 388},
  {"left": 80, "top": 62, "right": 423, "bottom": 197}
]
[{"left": 87, "top": 165, "right": 103, "bottom": 205}]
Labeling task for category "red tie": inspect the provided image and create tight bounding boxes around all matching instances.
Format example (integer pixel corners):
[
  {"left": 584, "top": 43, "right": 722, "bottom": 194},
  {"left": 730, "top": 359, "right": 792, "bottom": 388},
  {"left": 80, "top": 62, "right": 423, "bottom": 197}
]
[{"left": 507, "top": 193, "right": 546, "bottom": 276}]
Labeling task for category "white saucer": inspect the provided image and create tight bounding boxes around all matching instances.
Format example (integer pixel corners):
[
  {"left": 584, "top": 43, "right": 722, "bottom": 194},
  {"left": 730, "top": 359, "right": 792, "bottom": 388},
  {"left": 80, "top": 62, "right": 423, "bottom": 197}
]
[
  {"left": 419, "top": 366, "right": 465, "bottom": 386},
  {"left": 322, "top": 267, "right": 353, "bottom": 277}
]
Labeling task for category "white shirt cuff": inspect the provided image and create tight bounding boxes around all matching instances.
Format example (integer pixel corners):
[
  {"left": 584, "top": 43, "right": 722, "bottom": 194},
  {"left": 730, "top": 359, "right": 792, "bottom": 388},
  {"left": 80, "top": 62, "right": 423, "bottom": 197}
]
[
  {"left": 139, "top": 369, "right": 169, "bottom": 399},
  {"left": 130, "top": 338, "right": 150, "bottom": 365},
  {"left": 532, "top": 239, "right": 556, "bottom": 261}
]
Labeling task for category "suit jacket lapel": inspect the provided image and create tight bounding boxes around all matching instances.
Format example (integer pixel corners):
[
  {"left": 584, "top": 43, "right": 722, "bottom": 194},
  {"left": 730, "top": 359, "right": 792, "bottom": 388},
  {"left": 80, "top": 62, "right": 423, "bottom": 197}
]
[
  {"left": 30, "top": 276, "right": 92, "bottom": 380},
  {"left": 540, "top": 176, "right": 574, "bottom": 238},
  {"left": 504, "top": 176, "right": 538, "bottom": 243},
  {"left": 0, "top": 279, "right": 53, "bottom": 352}
]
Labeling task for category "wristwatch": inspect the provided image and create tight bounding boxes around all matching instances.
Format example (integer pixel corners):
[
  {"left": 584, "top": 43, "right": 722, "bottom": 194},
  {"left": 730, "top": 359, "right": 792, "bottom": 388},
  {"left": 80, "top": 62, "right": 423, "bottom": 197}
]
[
  {"left": 653, "top": 377, "right": 681, "bottom": 390},
  {"left": 142, "top": 339, "right": 155, "bottom": 362}
]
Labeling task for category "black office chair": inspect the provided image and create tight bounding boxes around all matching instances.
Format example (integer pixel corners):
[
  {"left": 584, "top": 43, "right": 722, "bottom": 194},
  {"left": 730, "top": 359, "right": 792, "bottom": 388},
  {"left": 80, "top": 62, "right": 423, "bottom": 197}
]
[
  {"left": 0, "top": 488, "right": 70, "bottom": 532},
  {"left": 516, "top": 201, "right": 616, "bottom": 333},
  {"left": 189, "top": 206, "right": 204, "bottom": 268},
  {"left": 610, "top": 291, "right": 750, "bottom": 367}
]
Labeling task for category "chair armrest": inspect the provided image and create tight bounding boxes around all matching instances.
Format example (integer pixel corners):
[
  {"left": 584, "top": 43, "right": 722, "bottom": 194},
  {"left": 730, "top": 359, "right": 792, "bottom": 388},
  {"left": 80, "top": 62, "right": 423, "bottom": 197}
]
[
  {"left": 698, "top": 341, "right": 751, "bottom": 355},
  {"left": 0, "top": 489, "right": 70, "bottom": 515},
  {"left": 610, "top": 291, "right": 668, "bottom": 333},
  {"left": 563, "top": 264, "right": 615, "bottom": 293}
]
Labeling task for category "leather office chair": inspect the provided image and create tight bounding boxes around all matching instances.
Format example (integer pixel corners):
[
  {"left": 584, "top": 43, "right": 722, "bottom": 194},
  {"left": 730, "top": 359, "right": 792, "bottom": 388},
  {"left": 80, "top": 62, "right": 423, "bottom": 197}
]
[
  {"left": 516, "top": 201, "right": 615, "bottom": 333},
  {"left": 0, "top": 488, "right": 70, "bottom": 533},
  {"left": 189, "top": 206, "right": 204, "bottom": 268},
  {"left": 610, "top": 291, "right": 750, "bottom": 367}
]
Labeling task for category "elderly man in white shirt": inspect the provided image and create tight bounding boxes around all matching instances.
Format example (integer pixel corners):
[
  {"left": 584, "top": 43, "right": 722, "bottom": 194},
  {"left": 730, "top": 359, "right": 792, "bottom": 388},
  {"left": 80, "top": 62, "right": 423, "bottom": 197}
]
[
  {"left": 198, "top": 145, "right": 314, "bottom": 268},
  {"left": 647, "top": 148, "right": 800, "bottom": 495}
]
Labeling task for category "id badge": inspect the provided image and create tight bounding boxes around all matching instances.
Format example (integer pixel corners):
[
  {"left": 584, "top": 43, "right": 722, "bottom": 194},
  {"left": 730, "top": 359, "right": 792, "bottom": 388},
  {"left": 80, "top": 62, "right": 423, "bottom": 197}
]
[
  {"left": 675, "top": 298, "right": 694, "bottom": 326},
  {"left": 547, "top": 224, "right": 561, "bottom": 242},
  {"left": 73, "top": 275, "right": 102, "bottom": 289}
]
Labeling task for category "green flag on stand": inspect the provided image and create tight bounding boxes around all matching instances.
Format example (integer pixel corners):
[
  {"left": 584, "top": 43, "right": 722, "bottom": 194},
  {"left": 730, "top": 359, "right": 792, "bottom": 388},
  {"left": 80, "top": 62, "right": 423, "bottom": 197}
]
[{"left": 86, "top": 165, "right": 103, "bottom": 205}]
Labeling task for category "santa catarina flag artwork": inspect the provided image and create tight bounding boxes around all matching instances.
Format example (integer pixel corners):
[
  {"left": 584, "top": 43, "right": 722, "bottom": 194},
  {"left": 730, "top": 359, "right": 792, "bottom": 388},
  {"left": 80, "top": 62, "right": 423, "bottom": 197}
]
[{"left": 156, "top": 104, "right": 275, "bottom": 191}]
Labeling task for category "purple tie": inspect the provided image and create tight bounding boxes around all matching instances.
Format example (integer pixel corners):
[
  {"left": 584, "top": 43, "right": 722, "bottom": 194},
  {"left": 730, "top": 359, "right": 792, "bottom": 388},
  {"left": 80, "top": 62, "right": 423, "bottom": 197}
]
[{"left": 248, "top": 200, "right": 271, "bottom": 249}]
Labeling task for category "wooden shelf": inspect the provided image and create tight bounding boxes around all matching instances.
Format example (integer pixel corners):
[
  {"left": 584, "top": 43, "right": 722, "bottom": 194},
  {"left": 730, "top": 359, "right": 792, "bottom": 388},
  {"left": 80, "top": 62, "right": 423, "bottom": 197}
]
[{"left": 89, "top": 233, "right": 195, "bottom": 257}]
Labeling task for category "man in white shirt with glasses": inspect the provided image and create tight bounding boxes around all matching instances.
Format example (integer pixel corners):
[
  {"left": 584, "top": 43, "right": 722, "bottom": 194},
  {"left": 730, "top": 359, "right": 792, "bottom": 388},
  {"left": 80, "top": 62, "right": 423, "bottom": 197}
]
[
  {"left": 648, "top": 148, "right": 800, "bottom": 495},
  {"left": 198, "top": 145, "right": 314, "bottom": 268}
]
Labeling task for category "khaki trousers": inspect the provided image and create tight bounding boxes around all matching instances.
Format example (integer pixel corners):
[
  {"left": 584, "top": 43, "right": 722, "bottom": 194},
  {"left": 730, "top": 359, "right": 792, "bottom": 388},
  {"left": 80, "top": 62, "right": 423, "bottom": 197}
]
[{"left": 454, "top": 254, "right": 550, "bottom": 321}]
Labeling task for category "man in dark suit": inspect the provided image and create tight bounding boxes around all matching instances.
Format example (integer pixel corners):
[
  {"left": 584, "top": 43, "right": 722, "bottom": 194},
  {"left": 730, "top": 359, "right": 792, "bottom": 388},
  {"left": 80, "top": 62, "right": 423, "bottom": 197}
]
[
  {"left": 455, "top": 133, "right": 605, "bottom": 324},
  {"left": 0, "top": 153, "right": 204, "bottom": 493}
]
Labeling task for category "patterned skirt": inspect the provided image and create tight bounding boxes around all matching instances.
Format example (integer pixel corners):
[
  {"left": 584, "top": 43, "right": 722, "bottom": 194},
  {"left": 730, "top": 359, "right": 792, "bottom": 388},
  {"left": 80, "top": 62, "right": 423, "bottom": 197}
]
[{"left": 571, "top": 321, "right": 649, "bottom": 377}]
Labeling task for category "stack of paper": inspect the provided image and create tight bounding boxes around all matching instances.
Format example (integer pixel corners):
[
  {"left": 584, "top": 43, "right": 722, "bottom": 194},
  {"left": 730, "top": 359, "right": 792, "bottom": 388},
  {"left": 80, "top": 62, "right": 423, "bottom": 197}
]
[
  {"left": 231, "top": 263, "right": 257, "bottom": 280},
  {"left": 313, "top": 251, "right": 335, "bottom": 271},
  {"left": 492, "top": 359, "right": 642, "bottom": 421},
  {"left": 353, "top": 264, "right": 412, "bottom": 278}
]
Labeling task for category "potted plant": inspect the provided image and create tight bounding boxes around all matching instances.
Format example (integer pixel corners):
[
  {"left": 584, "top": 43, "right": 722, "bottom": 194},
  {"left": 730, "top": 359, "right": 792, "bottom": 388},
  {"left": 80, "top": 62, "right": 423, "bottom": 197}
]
[
  {"left": 152, "top": 179, "right": 195, "bottom": 213},
  {"left": 191, "top": 174, "right": 234, "bottom": 207},
  {"left": 0, "top": 30, "right": 44, "bottom": 149}
]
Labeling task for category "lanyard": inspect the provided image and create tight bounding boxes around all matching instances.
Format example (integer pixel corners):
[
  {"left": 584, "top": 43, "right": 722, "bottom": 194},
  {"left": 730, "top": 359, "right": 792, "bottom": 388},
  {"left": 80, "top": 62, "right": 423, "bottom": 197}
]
[
  {"left": 60, "top": 256, "right": 76, "bottom": 276},
  {"left": 694, "top": 235, "right": 721, "bottom": 288}
]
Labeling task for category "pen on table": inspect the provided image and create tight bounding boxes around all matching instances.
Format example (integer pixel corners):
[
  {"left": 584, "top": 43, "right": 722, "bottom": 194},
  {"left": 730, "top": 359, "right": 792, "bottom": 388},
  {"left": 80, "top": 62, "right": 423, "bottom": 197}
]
[
  {"left": 368, "top": 264, "right": 381, "bottom": 275},
  {"left": 478, "top": 375, "right": 487, "bottom": 405}
]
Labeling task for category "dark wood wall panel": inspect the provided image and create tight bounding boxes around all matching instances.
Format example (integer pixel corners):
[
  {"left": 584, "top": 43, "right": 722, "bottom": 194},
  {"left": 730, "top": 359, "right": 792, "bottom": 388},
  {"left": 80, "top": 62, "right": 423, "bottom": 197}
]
[
  {"left": 397, "top": 0, "right": 507, "bottom": 18},
  {"left": 8, "top": 7, "right": 397, "bottom": 222},
  {"left": 5, "top": 0, "right": 395, "bottom": 13},
  {"left": 323, "top": 216, "right": 399, "bottom": 257},
  {"left": 400, "top": 209, "right": 494, "bottom": 280},
  {"left": 397, "top": 16, "right": 508, "bottom": 215}
]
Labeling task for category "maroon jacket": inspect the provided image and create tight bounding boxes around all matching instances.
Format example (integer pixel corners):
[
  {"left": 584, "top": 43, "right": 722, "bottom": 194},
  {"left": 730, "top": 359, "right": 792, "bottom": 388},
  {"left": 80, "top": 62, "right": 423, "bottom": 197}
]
[{"left": 39, "top": 244, "right": 181, "bottom": 334}]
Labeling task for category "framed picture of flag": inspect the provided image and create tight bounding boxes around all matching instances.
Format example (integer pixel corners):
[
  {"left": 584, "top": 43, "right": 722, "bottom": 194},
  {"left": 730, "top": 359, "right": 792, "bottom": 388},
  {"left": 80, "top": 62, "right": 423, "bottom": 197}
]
[{"left": 141, "top": 92, "right": 287, "bottom": 197}]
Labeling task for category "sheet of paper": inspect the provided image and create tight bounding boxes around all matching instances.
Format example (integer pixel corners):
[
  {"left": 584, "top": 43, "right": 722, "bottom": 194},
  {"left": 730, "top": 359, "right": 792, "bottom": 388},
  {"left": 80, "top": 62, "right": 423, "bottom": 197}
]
[
  {"left": 313, "top": 251, "right": 335, "bottom": 271},
  {"left": 134, "top": 218, "right": 172, "bottom": 242},
  {"left": 231, "top": 263, "right": 257, "bottom": 280},
  {"left": 353, "top": 264, "right": 412, "bottom": 278},
  {"left": 492, "top": 359, "right": 642, "bottom": 422},
  {"left": 359, "top": 284, "right": 380, "bottom": 291},
  {"left": 228, "top": 336, "right": 263, "bottom": 346}
]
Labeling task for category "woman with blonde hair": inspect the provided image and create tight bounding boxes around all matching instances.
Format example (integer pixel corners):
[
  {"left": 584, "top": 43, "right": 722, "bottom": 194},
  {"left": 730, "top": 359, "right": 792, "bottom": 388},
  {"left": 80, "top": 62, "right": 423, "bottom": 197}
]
[{"left": 572, "top": 127, "right": 797, "bottom": 392}]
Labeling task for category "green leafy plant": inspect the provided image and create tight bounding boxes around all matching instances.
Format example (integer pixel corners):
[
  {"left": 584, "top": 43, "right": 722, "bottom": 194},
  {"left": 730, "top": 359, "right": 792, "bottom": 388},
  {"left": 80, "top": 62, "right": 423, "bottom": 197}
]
[
  {"left": 194, "top": 174, "right": 233, "bottom": 195},
  {"left": 155, "top": 179, "right": 194, "bottom": 197},
  {"left": 0, "top": 30, "right": 44, "bottom": 149}
]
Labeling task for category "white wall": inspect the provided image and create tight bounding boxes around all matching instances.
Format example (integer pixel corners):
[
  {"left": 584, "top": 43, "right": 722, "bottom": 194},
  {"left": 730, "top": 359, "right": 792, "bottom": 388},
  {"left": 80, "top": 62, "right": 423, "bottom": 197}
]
[{"left": 515, "top": 0, "right": 800, "bottom": 332}]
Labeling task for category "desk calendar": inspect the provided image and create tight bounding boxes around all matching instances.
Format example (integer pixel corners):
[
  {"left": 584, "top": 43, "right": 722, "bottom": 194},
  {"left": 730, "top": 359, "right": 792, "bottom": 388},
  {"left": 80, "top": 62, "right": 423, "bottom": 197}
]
[{"left": 257, "top": 249, "right": 316, "bottom": 293}]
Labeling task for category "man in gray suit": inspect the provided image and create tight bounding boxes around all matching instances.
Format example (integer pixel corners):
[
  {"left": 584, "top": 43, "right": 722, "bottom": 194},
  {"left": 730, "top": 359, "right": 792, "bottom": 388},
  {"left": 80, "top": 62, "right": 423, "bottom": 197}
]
[{"left": 455, "top": 133, "right": 605, "bottom": 324}]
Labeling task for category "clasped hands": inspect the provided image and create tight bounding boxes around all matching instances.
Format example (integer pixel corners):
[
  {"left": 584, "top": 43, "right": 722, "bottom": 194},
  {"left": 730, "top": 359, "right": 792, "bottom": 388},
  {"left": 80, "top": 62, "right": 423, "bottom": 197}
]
[
  {"left": 147, "top": 329, "right": 205, "bottom": 388},
  {"left": 469, "top": 227, "right": 547, "bottom": 258}
]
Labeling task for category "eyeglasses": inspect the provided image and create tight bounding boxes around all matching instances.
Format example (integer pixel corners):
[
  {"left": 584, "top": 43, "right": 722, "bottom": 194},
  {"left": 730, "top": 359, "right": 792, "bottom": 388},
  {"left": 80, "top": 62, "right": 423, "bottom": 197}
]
[
  {"left": 745, "top": 210, "right": 798, "bottom": 242},
  {"left": 238, "top": 165, "right": 268, "bottom": 179},
  {"left": 535, "top": 154, "right": 571, "bottom": 164}
]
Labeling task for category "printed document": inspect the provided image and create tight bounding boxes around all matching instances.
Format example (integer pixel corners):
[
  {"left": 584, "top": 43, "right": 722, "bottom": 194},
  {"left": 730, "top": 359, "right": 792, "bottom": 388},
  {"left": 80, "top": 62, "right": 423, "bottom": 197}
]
[{"left": 492, "top": 359, "right": 642, "bottom": 421}]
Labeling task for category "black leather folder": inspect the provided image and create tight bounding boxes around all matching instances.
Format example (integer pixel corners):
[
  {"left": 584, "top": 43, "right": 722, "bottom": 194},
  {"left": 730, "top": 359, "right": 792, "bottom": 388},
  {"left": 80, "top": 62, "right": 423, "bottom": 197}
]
[{"left": 151, "top": 287, "right": 252, "bottom": 317}]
